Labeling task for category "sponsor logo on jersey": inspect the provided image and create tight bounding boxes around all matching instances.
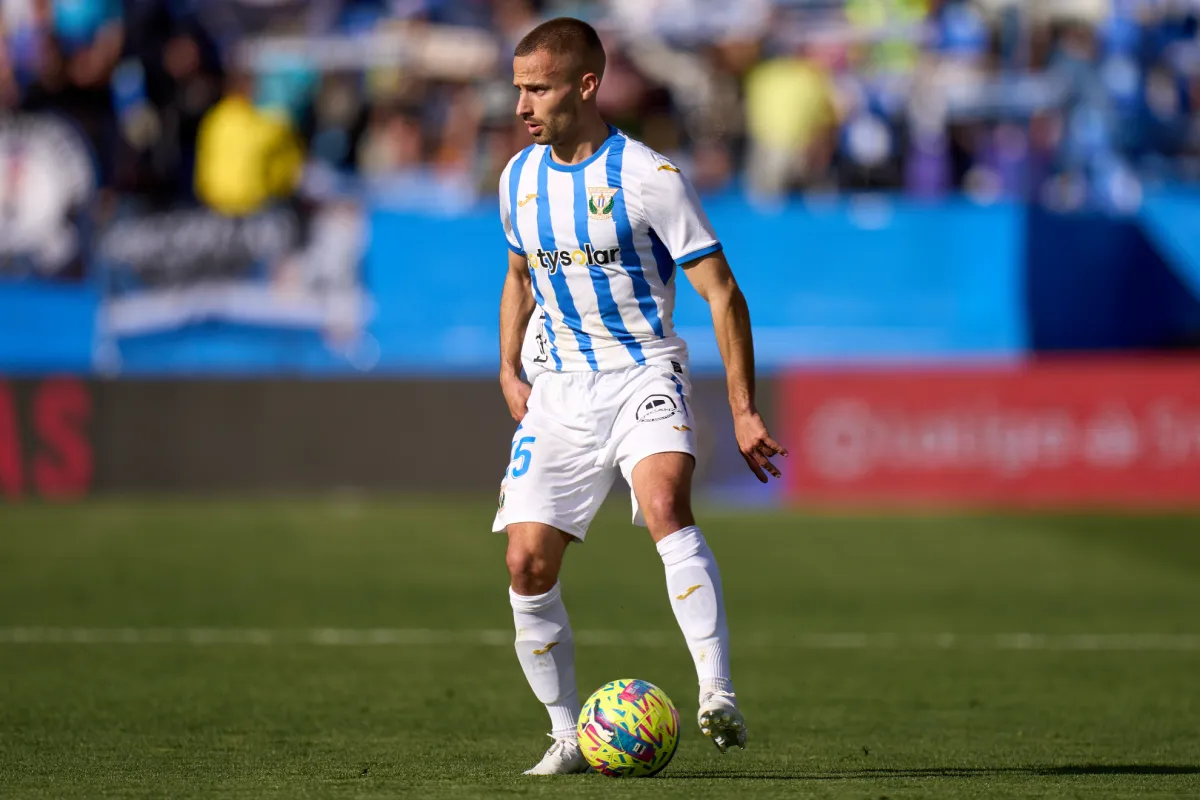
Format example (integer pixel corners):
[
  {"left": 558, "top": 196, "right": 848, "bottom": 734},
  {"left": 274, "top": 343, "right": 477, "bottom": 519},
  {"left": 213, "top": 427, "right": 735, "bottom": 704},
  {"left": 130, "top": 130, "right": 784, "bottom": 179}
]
[
  {"left": 526, "top": 243, "right": 621, "bottom": 275},
  {"left": 587, "top": 186, "right": 619, "bottom": 220},
  {"left": 656, "top": 164, "right": 681, "bottom": 173},
  {"left": 636, "top": 394, "right": 679, "bottom": 423},
  {"left": 516, "top": 193, "right": 538, "bottom": 207}
]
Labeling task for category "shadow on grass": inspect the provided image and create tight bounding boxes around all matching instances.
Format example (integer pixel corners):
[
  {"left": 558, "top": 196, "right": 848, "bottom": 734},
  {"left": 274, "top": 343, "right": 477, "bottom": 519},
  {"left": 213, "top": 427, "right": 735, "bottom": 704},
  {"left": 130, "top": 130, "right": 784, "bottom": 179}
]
[{"left": 669, "top": 764, "right": 1200, "bottom": 780}]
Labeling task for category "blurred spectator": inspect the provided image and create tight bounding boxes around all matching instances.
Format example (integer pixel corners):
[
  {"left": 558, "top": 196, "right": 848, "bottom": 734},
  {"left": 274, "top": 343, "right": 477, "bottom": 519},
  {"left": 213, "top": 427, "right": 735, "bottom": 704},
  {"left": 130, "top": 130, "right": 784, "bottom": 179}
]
[
  {"left": 117, "top": 2, "right": 224, "bottom": 201},
  {"left": 0, "top": 37, "right": 18, "bottom": 109},
  {"left": 358, "top": 98, "right": 425, "bottom": 177},
  {"left": 193, "top": 71, "right": 304, "bottom": 216},
  {"left": 845, "top": 0, "right": 928, "bottom": 74},
  {"left": 1, "top": 0, "right": 41, "bottom": 107},
  {"left": 355, "top": 89, "right": 479, "bottom": 212},
  {"left": 13, "top": 0, "right": 125, "bottom": 183},
  {"left": 745, "top": 44, "right": 840, "bottom": 199},
  {"left": 608, "top": 0, "right": 772, "bottom": 189}
]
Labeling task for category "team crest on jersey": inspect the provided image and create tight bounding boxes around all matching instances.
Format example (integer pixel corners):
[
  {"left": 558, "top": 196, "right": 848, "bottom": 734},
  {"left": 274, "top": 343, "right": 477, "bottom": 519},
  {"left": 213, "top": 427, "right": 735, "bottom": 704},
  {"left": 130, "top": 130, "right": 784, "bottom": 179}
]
[{"left": 587, "top": 187, "right": 619, "bottom": 221}]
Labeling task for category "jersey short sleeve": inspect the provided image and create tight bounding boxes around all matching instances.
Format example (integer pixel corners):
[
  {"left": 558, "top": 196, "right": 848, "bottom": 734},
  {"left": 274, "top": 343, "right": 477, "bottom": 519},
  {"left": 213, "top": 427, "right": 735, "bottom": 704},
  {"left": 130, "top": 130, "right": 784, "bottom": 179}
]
[
  {"left": 498, "top": 160, "right": 524, "bottom": 256},
  {"left": 640, "top": 158, "right": 722, "bottom": 267}
]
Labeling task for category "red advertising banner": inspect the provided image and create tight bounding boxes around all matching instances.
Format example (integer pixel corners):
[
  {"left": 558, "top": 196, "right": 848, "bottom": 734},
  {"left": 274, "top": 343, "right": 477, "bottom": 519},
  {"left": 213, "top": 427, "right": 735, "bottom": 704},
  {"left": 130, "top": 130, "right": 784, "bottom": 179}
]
[
  {"left": 0, "top": 378, "right": 93, "bottom": 502},
  {"left": 780, "top": 360, "right": 1200, "bottom": 508}
]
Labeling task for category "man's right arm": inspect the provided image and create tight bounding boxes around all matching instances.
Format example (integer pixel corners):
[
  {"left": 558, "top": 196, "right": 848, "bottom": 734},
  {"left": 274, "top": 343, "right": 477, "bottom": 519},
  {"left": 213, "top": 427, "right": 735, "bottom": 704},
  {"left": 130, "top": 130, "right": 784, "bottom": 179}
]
[{"left": 499, "top": 249, "right": 536, "bottom": 422}]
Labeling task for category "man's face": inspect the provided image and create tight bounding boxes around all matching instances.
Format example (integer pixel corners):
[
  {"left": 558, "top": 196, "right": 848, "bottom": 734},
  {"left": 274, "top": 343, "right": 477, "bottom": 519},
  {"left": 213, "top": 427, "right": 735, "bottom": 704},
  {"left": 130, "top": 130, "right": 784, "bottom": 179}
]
[{"left": 513, "top": 49, "right": 582, "bottom": 146}]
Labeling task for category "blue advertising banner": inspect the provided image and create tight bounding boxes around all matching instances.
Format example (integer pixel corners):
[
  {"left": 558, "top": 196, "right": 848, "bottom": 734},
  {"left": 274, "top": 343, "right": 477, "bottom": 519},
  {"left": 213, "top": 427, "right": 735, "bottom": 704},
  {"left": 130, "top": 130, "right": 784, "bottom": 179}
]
[
  {"left": 1141, "top": 187, "right": 1200, "bottom": 299},
  {"left": 360, "top": 196, "right": 1028, "bottom": 375},
  {"left": 92, "top": 202, "right": 373, "bottom": 374},
  {"left": 0, "top": 194, "right": 1033, "bottom": 375}
]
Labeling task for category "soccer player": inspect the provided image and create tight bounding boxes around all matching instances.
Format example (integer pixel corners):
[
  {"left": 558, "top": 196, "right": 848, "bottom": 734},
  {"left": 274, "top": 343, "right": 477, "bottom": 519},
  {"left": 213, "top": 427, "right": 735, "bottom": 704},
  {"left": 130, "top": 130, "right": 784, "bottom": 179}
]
[{"left": 493, "top": 17, "right": 787, "bottom": 775}]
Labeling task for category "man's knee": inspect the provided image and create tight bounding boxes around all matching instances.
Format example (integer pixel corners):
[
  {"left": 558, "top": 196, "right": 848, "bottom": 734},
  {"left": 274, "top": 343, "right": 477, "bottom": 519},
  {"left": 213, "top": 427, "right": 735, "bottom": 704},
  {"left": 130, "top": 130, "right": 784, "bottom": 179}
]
[
  {"left": 631, "top": 452, "right": 696, "bottom": 538},
  {"left": 506, "top": 546, "right": 559, "bottom": 595},
  {"left": 641, "top": 490, "right": 693, "bottom": 537},
  {"left": 506, "top": 524, "right": 569, "bottom": 595}
]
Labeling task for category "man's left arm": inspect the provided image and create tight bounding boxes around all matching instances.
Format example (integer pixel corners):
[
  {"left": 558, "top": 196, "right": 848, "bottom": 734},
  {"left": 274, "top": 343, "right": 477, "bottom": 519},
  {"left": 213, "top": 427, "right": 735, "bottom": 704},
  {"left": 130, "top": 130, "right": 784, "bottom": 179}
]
[
  {"left": 640, "top": 157, "right": 786, "bottom": 481},
  {"left": 683, "top": 252, "right": 787, "bottom": 483}
]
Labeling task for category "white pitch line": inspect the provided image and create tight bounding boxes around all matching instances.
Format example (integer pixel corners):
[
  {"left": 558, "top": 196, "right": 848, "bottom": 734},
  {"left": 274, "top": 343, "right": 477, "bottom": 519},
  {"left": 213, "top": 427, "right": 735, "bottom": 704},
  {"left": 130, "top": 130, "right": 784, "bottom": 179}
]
[{"left": 0, "top": 628, "right": 1199, "bottom": 651}]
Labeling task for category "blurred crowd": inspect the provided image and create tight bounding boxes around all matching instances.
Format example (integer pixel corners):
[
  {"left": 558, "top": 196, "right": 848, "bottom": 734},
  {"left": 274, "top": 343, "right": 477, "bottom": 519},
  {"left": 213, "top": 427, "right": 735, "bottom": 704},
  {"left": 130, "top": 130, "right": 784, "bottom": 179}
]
[{"left": 3, "top": 0, "right": 1200, "bottom": 215}]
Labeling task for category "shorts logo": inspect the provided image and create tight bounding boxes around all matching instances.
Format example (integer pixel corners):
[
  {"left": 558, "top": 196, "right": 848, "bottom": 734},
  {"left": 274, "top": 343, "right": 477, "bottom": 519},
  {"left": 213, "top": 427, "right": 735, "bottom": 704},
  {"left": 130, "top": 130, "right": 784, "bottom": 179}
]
[
  {"left": 636, "top": 394, "right": 678, "bottom": 423},
  {"left": 587, "top": 187, "right": 619, "bottom": 221}
]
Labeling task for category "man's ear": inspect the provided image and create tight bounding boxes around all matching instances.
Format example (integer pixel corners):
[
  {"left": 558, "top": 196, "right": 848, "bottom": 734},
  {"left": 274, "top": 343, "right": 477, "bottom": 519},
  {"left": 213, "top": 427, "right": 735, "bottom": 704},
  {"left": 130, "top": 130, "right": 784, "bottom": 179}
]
[{"left": 580, "top": 72, "right": 600, "bottom": 102}]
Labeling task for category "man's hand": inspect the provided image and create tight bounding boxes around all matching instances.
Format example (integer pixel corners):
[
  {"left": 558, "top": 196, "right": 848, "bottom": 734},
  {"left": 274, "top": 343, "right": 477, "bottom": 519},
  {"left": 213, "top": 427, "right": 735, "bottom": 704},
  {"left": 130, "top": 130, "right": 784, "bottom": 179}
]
[
  {"left": 733, "top": 409, "right": 787, "bottom": 483},
  {"left": 501, "top": 371, "right": 532, "bottom": 423}
]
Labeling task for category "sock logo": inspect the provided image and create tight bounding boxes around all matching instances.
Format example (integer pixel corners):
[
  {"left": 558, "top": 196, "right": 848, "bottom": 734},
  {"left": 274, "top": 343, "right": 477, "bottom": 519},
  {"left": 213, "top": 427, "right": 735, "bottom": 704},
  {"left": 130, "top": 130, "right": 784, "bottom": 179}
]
[
  {"left": 675, "top": 585, "right": 703, "bottom": 601},
  {"left": 532, "top": 641, "right": 560, "bottom": 655}
]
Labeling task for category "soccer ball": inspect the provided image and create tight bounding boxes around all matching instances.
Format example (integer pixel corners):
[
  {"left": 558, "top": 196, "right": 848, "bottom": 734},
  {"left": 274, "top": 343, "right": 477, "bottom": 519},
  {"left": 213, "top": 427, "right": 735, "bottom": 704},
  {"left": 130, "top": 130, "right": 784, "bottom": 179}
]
[{"left": 576, "top": 678, "right": 680, "bottom": 777}]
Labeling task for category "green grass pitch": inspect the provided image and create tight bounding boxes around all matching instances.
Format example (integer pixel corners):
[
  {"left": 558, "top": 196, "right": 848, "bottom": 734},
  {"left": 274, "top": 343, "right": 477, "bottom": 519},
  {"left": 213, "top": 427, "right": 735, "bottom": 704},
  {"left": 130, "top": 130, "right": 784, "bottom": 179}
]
[{"left": 2, "top": 497, "right": 1199, "bottom": 798}]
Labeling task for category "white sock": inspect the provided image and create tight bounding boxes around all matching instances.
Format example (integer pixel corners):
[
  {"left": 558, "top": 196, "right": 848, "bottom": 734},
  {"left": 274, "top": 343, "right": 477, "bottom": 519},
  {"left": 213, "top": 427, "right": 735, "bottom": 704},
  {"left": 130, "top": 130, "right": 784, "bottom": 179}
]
[
  {"left": 510, "top": 582, "right": 580, "bottom": 740},
  {"left": 656, "top": 526, "right": 735, "bottom": 698}
]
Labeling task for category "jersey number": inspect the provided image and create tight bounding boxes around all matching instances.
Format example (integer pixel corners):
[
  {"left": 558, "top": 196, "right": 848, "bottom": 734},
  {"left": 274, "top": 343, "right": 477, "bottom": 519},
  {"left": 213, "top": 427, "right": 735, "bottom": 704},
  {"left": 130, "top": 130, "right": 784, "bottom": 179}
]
[{"left": 510, "top": 436, "right": 536, "bottom": 478}]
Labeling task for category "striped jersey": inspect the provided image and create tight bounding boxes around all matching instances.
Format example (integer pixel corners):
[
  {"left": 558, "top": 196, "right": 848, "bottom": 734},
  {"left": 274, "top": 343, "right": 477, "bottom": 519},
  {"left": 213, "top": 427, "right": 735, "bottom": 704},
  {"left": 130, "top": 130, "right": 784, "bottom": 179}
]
[{"left": 500, "top": 127, "right": 722, "bottom": 374}]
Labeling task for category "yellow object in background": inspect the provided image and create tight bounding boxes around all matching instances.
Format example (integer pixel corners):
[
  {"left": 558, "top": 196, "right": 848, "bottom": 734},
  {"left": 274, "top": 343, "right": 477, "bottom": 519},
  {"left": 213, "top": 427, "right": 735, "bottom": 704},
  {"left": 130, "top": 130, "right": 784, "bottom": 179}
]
[
  {"left": 845, "top": 0, "right": 928, "bottom": 27},
  {"left": 745, "top": 58, "right": 837, "bottom": 151},
  {"left": 846, "top": 0, "right": 929, "bottom": 73},
  {"left": 194, "top": 95, "right": 304, "bottom": 217}
]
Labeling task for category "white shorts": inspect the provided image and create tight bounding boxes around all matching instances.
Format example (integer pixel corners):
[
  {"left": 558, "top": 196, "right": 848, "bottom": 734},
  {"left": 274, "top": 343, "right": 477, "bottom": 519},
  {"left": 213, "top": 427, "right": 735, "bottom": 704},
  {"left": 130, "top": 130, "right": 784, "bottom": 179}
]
[{"left": 492, "top": 363, "right": 697, "bottom": 540}]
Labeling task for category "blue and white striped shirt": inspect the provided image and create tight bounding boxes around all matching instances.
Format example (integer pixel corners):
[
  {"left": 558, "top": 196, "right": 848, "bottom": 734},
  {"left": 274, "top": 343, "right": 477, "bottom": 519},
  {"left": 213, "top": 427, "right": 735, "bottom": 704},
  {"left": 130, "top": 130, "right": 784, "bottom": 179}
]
[{"left": 500, "top": 127, "right": 722, "bottom": 374}]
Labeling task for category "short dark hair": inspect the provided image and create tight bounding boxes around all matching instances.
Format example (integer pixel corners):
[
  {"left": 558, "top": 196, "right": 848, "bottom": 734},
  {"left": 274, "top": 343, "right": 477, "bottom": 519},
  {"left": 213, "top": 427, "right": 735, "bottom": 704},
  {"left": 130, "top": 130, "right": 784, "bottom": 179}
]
[{"left": 514, "top": 17, "right": 606, "bottom": 80}]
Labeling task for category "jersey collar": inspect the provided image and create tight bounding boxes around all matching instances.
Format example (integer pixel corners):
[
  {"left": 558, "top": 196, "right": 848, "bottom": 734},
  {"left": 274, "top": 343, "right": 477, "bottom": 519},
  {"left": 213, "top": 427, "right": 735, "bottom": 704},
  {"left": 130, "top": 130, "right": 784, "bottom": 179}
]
[{"left": 543, "top": 125, "right": 620, "bottom": 173}]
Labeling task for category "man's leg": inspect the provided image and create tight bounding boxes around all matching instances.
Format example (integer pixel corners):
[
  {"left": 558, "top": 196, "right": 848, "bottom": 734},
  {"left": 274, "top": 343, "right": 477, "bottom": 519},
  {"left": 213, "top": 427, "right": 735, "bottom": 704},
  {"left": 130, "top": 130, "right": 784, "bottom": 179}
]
[
  {"left": 631, "top": 453, "right": 746, "bottom": 753},
  {"left": 506, "top": 522, "right": 589, "bottom": 774}
]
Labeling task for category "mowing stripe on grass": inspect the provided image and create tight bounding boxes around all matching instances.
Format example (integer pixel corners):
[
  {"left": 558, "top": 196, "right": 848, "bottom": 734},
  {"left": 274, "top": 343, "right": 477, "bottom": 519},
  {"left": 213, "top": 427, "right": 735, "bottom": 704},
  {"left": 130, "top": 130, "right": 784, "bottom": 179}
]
[{"left": 1, "top": 628, "right": 1199, "bottom": 651}]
